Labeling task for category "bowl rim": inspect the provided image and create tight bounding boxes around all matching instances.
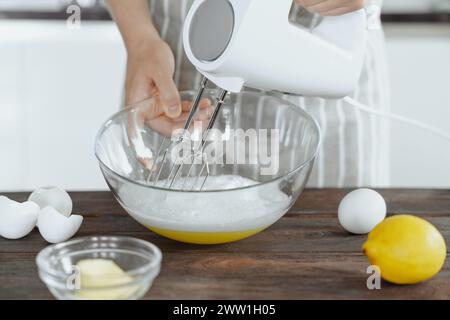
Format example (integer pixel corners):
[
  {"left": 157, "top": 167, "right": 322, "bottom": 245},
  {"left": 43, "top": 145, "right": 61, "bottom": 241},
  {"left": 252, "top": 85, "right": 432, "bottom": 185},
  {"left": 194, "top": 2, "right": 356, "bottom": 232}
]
[
  {"left": 94, "top": 90, "right": 322, "bottom": 193},
  {"left": 35, "top": 236, "right": 162, "bottom": 289}
]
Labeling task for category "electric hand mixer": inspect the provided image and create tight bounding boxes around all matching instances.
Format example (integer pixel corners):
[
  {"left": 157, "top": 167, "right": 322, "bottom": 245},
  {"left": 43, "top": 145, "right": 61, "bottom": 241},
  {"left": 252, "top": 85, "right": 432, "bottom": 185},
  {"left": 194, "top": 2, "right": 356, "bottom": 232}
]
[{"left": 146, "top": 0, "right": 367, "bottom": 189}]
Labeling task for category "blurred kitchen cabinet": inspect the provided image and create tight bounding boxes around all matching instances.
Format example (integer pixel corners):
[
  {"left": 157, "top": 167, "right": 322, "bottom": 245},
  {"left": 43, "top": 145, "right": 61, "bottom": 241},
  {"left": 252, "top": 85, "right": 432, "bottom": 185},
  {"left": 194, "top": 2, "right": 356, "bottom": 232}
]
[
  {"left": 0, "top": 21, "right": 126, "bottom": 191},
  {"left": 385, "top": 24, "right": 450, "bottom": 187},
  {"left": 0, "top": 45, "right": 25, "bottom": 189}
]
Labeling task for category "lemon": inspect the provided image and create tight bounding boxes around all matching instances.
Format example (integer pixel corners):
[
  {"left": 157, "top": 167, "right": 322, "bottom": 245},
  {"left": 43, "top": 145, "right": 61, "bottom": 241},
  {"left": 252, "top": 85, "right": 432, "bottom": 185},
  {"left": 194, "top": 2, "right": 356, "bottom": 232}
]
[{"left": 363, "top": 215, "right": 447, "bottom": 284}]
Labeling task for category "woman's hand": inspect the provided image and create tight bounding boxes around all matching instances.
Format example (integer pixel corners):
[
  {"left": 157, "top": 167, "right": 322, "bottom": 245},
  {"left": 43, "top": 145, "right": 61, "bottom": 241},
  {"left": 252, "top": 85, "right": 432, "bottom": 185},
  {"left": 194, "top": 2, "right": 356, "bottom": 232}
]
[
  {"left": 295, "top": 0, "right": 365, "bottom": 16},
  {"left": 108, "top": 0, "right": 213, "bottom": 170},
  {"left": 125, "top": 36, "right": 213, "bottom": 169},
  {"left": 108, "top": 0, "right": 183, "bottom": 116},
  {"left": 125, "top": 37, "right": 181, "bottom": 117},
  {"left": 127, "top": 95, "right": 213, "bottom": 170},
  {"left": 130, "top": 96, "right": 213, "bottom": 138},
  {"left": 125, "top": 36, "right": 213, "bottom": 135}
]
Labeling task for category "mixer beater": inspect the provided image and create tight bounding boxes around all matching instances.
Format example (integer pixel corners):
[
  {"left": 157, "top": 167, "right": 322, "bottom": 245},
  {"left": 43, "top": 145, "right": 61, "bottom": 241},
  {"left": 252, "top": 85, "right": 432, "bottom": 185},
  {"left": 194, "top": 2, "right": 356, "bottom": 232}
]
[{"left": 146, "top": 76, "right": 229, "bottom": 190}]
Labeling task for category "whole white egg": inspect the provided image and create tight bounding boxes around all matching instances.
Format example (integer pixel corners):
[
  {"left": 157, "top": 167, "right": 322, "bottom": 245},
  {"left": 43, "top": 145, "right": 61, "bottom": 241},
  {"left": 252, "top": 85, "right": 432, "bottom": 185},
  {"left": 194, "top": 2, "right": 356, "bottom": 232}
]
[{"left": 338, "top": 188, "right": 387, "bottom": 234}]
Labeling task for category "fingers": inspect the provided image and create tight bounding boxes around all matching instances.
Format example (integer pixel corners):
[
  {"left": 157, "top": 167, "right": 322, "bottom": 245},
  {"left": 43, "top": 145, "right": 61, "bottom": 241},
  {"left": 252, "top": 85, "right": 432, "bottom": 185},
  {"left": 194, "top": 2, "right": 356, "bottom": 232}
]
[
  {"left": 132, "top": 96, "right": 213, "bottom": 138},
  {"left": 181, "top": 98, "right": 212, "bottom": 111},
  {"left": 296, "top": 0, "right": 364, "bottom": 16},
  {"left": 198, "top": 98, "right": 213, "bottom": 109},
  {"left": 125, "top": 76, "right": 157, "bottom": 107},
  {"left": 133, "top": 95, "right": 214, "bottom": 139},
  {"left": 126, "top": 101, "right": 155, "bottom": 170},
  {"left": 147, "top": 116, "right": 210, "bottom": 138},
  {"left": 147, "top": 117, "right": 180, "bottom": 137},
  {"left": 146, "top": 101, "right": 214, "bottom": 137},
  {"left": 295, "top": 0, "right": 327, "bottom": 9},
  {"left": 172, "top": 105, "right": 214, "bottom": 123},
  {"left": 153, "top": 72, "right": 182, "bottom": 119},
  {"left": 306, "top": 0, "right": 339, "bottom": 14},
  {"left": 320, "top": 6, "right": 360, "bottom": 16},
  {"left": 138, "top": 97, "right": 212, "bottom": 122}
]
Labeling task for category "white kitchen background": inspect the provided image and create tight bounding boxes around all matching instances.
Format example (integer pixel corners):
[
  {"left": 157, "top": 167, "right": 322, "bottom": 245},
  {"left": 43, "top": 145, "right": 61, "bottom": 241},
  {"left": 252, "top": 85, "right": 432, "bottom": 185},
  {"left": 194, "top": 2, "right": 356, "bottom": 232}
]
[{"left": 0, "top": 1, "right": 450, "bottom": 191}]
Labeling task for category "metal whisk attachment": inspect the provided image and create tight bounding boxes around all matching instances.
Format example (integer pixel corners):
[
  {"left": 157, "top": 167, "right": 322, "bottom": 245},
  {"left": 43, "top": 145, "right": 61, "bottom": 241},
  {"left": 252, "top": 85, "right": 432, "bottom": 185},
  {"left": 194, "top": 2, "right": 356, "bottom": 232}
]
[{"left": 146, "top": 76, "right": 229, "bottom": 190}]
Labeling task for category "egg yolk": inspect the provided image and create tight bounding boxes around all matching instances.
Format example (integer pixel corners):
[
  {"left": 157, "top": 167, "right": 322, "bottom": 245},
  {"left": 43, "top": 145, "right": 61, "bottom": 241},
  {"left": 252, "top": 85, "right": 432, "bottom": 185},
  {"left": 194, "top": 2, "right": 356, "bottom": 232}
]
[{"left": 147, "top": 225, "right": 267, "bottom": 244}]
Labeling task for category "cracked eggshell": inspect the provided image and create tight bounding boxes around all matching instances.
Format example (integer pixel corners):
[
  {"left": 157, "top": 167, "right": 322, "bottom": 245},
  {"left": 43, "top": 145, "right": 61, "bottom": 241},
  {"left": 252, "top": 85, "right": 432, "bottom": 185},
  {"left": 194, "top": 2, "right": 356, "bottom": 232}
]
[
  {"left": 38, "top": 206, "right": 83, "bottom": 244},
  {"left": 29, "top": 186, "right": 72, "bottom": 217},
  {"left": 0, "top": 196, "right": 39, "bottom": 239}
]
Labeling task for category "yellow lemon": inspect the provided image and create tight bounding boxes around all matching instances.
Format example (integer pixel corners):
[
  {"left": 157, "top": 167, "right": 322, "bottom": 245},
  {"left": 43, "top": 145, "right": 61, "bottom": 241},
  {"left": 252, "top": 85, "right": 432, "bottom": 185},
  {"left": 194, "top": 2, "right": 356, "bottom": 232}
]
[{"left": 363, "top": 215, "right": 447, "bottom": 285}]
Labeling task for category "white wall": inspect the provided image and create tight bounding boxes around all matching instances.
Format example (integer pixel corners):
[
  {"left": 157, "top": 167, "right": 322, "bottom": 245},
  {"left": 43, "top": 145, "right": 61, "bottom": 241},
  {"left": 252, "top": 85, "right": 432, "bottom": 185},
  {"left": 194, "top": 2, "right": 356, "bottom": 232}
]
[
  {"left": 384, "top": 24, "right": 450, "bottom": 187},
  {"left": 382, "top": 0, "right": 447, "bottom": 13},
  {"left": 0, "top": 20, "right": 126, "bottom": 191},
  {"left": 0, "top": 20, "right": 449, "bottom": 191}
]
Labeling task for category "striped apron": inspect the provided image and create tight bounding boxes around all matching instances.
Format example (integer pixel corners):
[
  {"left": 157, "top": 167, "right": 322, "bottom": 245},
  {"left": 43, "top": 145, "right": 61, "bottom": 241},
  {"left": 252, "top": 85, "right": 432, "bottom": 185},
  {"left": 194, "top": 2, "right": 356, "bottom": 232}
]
[{"left": 148, "top": 0, "right": 390, "bottom": 188}]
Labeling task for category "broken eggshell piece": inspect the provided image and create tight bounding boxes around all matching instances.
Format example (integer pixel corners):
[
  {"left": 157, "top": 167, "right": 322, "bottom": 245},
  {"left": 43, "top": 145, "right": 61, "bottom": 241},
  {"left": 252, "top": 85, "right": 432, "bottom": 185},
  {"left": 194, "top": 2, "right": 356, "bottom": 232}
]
[
  {"left": 38, "top": 206, "right": 83, "bottom": 244},
  {"left": 29, "top": 186, "right": 73, "bottom": 217},
  {"left": 0, "top": 196, "right": 39, "bottom": 239}
]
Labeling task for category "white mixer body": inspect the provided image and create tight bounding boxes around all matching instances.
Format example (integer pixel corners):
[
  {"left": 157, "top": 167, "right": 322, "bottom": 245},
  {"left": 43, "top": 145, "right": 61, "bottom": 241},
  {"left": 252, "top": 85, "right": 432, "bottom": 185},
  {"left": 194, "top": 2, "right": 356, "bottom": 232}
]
[{"left": 183, "top": 0, "right": 367, "bottom": 98}]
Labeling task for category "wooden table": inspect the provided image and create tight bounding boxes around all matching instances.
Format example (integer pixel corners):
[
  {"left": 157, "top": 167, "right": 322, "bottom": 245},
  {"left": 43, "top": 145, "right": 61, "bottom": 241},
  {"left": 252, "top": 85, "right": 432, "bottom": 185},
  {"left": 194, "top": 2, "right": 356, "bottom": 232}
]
[{"left": 0, "top": 189, "right": 449, "bottom": 300}]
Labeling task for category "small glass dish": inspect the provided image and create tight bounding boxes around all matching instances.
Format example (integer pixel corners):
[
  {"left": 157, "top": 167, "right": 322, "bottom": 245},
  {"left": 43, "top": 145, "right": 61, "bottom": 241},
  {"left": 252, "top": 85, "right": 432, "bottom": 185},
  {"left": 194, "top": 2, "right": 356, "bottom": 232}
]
[{"left": 36, "top": 236, "right": 162, "bottom": 300}]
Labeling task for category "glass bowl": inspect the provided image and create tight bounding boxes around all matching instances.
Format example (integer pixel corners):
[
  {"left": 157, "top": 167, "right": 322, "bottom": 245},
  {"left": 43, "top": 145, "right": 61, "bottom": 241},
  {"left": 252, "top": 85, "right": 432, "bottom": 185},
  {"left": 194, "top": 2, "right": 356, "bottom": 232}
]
[
  {"left": 36, "top": 236, "right": 162, "bottom": 300},
  {"left": 95, "top": 90, "right": 321, "bottom": 244}
]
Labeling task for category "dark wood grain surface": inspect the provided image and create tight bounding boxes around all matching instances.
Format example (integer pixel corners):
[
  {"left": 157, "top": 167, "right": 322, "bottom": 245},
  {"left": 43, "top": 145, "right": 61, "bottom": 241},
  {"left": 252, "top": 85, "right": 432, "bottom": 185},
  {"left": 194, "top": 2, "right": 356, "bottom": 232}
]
[{"left": 0, "top": 189, "right": 449, "bottom": 300}]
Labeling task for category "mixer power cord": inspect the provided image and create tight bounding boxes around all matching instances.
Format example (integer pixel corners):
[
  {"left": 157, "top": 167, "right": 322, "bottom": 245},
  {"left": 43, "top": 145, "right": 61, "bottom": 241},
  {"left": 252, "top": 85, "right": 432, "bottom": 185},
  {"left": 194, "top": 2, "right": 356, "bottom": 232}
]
[{"left": 343, "top": 96, "right": 450, "bottom": 142}]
